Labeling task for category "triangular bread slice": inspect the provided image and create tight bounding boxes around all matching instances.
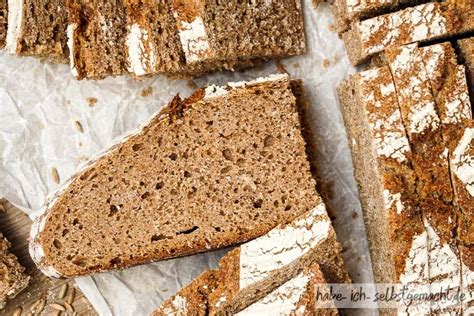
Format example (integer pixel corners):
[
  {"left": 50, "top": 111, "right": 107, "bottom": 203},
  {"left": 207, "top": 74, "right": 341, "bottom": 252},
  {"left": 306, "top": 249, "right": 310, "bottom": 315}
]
[{"left": 29, "top": 74, "right": 344, "bottom": 278}]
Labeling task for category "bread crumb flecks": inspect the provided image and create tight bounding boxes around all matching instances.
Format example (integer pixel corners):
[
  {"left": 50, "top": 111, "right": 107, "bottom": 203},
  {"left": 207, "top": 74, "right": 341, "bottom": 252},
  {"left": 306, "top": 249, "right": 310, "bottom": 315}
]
[
  {"left": 74, "top": 121, "right": 84, "bottom": 133},
  {"left": 293, "top": 62, "right": 300, "bottom": 68},
  {"left": 322, "top": 59, "right": 330, "bottom": 69},
  {"left": 51, "top": 168, "right": 60, "bottom": 184},
  {"left": 187, "top": 80, "right": 198, "bottom": 90},
  {"left": 140, "top": 87, "right": 153, "bottom": 97},
  {"left": 86, "top": 97, "right": 98, "bottom": 107},
  {"left": 275, "top": 60, "right": 288, "bottom": 74},
  {"left": 333, "top": 55, "right": 340, "bottom": 65}
]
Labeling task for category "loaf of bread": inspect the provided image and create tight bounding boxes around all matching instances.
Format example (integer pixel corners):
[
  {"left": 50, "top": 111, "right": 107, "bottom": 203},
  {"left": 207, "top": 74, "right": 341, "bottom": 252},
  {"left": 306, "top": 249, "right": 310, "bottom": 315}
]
[
  {"left": 151, "top": 201, "right": 346, "bottom": 315},
  {"left": 4, "top": 0, "right": 68, "bottom": 61},
  {"left": 29, "top": 74, "right": 347, "bottom": 279}
]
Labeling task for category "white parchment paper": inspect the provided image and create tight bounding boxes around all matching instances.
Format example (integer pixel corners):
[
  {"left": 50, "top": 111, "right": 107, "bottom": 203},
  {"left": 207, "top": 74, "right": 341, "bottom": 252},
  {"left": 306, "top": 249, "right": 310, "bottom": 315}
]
[{"left": 0, "top": 1, "right": 374, "bottom": 315}]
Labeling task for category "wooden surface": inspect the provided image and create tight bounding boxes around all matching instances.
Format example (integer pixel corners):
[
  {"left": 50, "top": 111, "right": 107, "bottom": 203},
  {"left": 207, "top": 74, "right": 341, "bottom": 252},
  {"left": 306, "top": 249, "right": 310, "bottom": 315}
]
[{"left": 0, "top": 200, "right": 97, "bottom": 316}]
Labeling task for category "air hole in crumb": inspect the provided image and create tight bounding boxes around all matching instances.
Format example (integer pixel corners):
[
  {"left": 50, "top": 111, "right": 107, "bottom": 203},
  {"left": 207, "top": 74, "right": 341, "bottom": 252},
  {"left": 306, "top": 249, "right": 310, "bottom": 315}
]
[
  {"left": 206, "top": 121, "right": 214, "bottom": 127},
  {"left": 72, "top": 257, "right": 87, "bottom": 267},
  {"left": 110, "top": 257, "right": 121, "bottom": 265},
  {"left": 253, "top": 199, "right": 263, "bottom": 209},
  {"left": 285, "top": 205, "right": 292, "bottom": 211},
  {"left": 222, "top": 149, "right": 233, "bottom": 161},
  {"left": 62, "top": 229, "right": 69, "bottom": 237},
  {"left": 72, "top": 218, "right": 79, "bottom": 226},
  {"left": 220, "top": 166, "right": 232, "bottom": 174},
  {"left": 151, "top": 234, "right": 167, "bottom": 242},
  {"left": 139, "top": 181, "right": 145, "bottom": 186},
  {"left": 176, "top": 226, "right": 199, "bottom": 235},
  {"left": 141, "top": 192, "right": 151, "bottom": 199},
  {"left": 171, "top": 189, "right": 178, "bottom": 195},
  {"left": 109, "top": 205, "right": 119, "bottom": 216},
  {"left": 214, "top": 227, "right": 221, "bottom": 232},
  {"left": 169, "top": 153, "right": 178, "bottom": 160},
  {"left": 53, "top": 239, "right": 62, "bottom": 249},
  {"left": 263, "top": 135, "right": 275, "bottom": 147},
  {"left": 184, "top": 170, "right": 192, "bottom": 178},
  {"left": 132, "top": 143, "right": 144, "bottom": 151},
  {"left": 66, "top": 255, "right": 73, "bottom": 261},
  {"left": 155, "top": 181, "right": 164, "bottom": 190},
  {"left": 236, "top": 158, "right": 245, "bottom": 166}
]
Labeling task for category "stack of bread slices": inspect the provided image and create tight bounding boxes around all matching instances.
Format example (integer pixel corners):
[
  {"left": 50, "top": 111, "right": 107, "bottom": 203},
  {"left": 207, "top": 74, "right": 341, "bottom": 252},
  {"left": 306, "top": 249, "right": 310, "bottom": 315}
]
[
  {"left": 339, "top": 41, "right": 474, "bottom": 314},
  {"left": 0, "top": 0, "right": 306, "bottom": 80}
]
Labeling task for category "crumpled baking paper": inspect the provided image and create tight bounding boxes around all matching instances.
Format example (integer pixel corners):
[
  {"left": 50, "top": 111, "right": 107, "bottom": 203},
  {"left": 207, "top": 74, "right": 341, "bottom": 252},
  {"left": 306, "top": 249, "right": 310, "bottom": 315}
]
[{"left": 0, "top": 1, "right": 375, "bottom": 315}]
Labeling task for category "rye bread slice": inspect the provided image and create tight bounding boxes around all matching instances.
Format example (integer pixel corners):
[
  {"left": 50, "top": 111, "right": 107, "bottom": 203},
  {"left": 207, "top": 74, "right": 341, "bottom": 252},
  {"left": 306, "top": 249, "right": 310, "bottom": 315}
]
[
  {"left": 151, "top": 202, "right": 344, "bottom": 315},
  {"left": 67, "top": 0, "right": 130, "bottom": 79},
  {"left": 29, "top": 74, "right": 327, "bottom": 278},
  {"left": 5, "top": 0, "right": 68, "bottom": 62},
  {"left": 342, "top": 2, "right": 473, "bottom": 66}
]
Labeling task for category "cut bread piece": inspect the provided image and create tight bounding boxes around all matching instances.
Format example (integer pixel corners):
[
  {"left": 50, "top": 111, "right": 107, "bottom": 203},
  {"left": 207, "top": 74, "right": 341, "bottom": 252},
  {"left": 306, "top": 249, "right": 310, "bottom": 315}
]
[
  {"left": 0, "top": 231, "right": 30, "bottom": 309},
  {"left": 457, "top": 37, "right": 474, "bottom": 106},
  {"left": 419, "top": 42, "right": 474, "bottom": 270},
  {"left": 125, "top": 0, "right": 306, "bottom": 78},
  {"left": 29, "top": 74, "right": 336, "bottom": 278},
  {"left": 385, "top": 43, "right": 465, "bottom": 314},
  {"left": 338, "top": 67, "right": 426, "bottom": 285},
  {"left": 234, "top": 262, "right": 338, "bottom": 316},
  {"left": 208, "top": 201, "right": 348, "bottom": 315},
  {"left": 67, "top": 0, "right": 130, "bottom": 79},
  {"left": 331, "top": 0, "right": 425, "bottom": 34},
  {"left": 5, "top": 0, "right": 68, "bottom": 62},
  {"left": 151, "top": 270, "right": 221, "bottom": 316},
  {"left": 0, "top": 0, "right": 6, "bottom": 49},
  {"left": 342, "top": 2, "right": 474, "bottom": 65},
  {"left": 150, "top": 205, "right": 343, "bottom": 315}
]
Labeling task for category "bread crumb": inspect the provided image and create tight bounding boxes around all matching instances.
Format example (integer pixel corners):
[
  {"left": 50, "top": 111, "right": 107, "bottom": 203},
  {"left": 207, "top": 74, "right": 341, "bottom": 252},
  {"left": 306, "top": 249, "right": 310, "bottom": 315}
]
[
  {"left": 293, "top": 62, "right": 300, "bottom": 68},
  {"left": 187, "top": 80, "right": 198, "bottom": 89},
  {"left": 74, "top": 121, "right": 84, "bottom": 133},
  {"left": 333, "top": 55, "right": 340, "bottom": 65},
  {"left": 275, "top": 60, "right": 288, "bottom": 74},
  {"left": 352, "top": 211, "right": 358, "bottom": 219},
  {"left": 322, "top": 59, "right": 330, "bottom": 69},
  {"left": 312, "top": 0, "right": 322, "bottom": 9},
  {"left": 140, "top": 87, "right": 153, "bottom": 97},
  {"left": 51, "top": 168, "right": 60, "bottom": 184},
  {"left": 86, "top": 97, "right": 98, "bottom": 107}
]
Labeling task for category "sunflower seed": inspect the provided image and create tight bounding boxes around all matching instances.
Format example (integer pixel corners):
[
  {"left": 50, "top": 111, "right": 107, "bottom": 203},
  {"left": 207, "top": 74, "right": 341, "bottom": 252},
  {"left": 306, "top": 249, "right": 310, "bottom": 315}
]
[{"left": 50, "top": 303, "right": 66, "bottom": 311}]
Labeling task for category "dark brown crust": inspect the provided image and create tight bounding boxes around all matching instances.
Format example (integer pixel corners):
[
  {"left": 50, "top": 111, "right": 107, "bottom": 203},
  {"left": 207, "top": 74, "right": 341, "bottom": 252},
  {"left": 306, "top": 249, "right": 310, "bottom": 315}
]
[
  {"left": 0, "top": 0, "right": 6, "bottom": 49},
  {"left": 457, "top": 37, "right": 474, "bottom": 107}
]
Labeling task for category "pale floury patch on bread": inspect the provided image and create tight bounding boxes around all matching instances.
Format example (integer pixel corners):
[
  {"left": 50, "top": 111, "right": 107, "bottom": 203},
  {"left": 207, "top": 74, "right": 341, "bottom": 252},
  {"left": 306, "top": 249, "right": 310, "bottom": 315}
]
[
  {"left": 29, "top": 74, "right": 348, "bottom": 280},
  {"left": 342, "top": 2, "right": 474, "bottom": 65},
  {"left": 5, "top": 0, "right": 68, "bottom": 61}
]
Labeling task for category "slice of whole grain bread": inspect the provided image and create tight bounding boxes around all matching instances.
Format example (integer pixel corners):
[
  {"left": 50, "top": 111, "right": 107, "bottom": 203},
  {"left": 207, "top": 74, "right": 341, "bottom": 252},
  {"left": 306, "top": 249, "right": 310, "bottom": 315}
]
[{"left": 29, "top": 74, "right": 337, "bottom": 278}]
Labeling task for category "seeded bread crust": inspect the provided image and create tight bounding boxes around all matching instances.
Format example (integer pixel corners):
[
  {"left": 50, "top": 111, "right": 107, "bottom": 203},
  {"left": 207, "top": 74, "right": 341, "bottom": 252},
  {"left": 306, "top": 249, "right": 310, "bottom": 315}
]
[
  {"left": 342, "top": 2, "right": 472, "bottom": 66},
  {"left": 30, "top": 74, "right": 329, "bottom": 278},
  {"left": 338, "top": 66, "right": 426, "bottom": 289},
  {"left": 457, "top": 37, "right": 474, "bottom": 106},
  {"left": 0, "top": 0, "right": 6, "bottom": 49},
  {"left": 67, "top": 0, "right": 130, "bottom": 79},
  {"left": 0, "top": 230, "right": 30, "bottom": 309}
]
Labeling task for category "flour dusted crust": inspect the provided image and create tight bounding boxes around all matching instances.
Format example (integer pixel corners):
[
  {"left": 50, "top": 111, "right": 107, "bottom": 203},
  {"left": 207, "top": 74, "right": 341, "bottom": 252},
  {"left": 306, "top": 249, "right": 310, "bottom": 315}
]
[
  {"left": 0, "top": 231, "right": 30, "bottom": 309},
  {"left": 209, "top": 201, "right": 349, "bottom": 314},
  {"left": 0, "top": 0, "right": 7, "bottom": 49},
  {"left": 172, "top": 0, "right": 213, "bottom": 65},
  {"left": 151, "top": 201, "right": 345, "bottom": 315},
  {"left": 458, "top": 37, "right": 474, "bottom": 106},
  {"left": 419, "top": 43, "right": 474, "bottom": 274},
  {"left": 342, "top": 2, "right": 471, "bottom": 65}
]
